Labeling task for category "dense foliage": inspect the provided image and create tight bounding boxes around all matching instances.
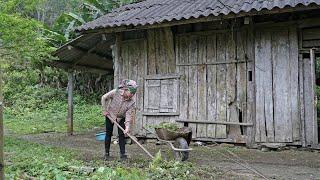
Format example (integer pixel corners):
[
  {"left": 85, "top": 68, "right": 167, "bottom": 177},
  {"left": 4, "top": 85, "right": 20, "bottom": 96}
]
[{"left": 0, "top": 0, "right": 142, "bottom": 178}]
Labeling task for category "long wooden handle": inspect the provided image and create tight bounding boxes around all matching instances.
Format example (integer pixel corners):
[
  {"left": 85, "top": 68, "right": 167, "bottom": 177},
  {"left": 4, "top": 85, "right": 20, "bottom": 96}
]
[{"left": 107, "top": 114, "right": 154, "bottom": 159}]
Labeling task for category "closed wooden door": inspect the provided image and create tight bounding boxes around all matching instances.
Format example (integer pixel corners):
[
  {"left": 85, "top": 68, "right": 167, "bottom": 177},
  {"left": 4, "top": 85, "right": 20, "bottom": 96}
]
[
  {"left": 255, "top": 27, "right": 300, "bottom": 143},
  {"left": 176, "top": 31, "right": 250, "bottom": 142}
]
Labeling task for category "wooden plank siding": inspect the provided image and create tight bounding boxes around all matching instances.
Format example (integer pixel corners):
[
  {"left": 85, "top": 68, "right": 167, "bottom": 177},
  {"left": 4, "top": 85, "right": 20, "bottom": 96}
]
[
  {"left": 117, "top": 38, "right": 147, "bottom": 136},
  {"left": 206, "top": 35, "right": 218, "bottom": 138},
  {"left": 254, "top": 27, "right": 300, "bottom": 143},
  {"left": 245, "top": 26, "right": 255, "bottom": 147},
  {"left": 143, "top": 27, "right": 178, "bottom": 135},
  {"left": 112, "top": 23, "right": 316, "bottom": 146},
  {"left": 176, "top": 30, "right": 249, "bottom": 141},
  {"left": 303, "top": 49, "right": 318, "bottom": 145},
  {"left": 215, "top": 33, "right": 228, "bottom": 138}
]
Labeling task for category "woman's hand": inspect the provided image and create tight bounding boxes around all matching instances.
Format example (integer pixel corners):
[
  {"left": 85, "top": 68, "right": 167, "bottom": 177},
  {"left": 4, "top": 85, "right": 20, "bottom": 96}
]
[
  {"left": 102, "top": 111, "right": 109, "bottom": 117},
  {"left": 124, "top": 128, "right": 130, "bottom": 135}
]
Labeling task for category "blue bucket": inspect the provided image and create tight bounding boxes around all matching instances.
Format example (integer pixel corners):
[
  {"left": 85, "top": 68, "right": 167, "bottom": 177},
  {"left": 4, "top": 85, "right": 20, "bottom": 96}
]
[{"left": 95, "top": 132, "right": 107, "bottom": 141}]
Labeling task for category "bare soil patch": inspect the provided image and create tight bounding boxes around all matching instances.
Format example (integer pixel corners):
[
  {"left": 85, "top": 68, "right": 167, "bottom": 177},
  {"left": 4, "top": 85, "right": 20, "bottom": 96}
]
[{"left": 20, "top": 131, "right": 320, "bottom": 179}]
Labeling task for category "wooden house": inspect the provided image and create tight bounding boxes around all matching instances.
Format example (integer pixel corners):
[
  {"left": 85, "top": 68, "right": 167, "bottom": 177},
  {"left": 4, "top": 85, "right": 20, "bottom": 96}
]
[{"left": 54, "top": 0, "right": 320, "bottom": 148}]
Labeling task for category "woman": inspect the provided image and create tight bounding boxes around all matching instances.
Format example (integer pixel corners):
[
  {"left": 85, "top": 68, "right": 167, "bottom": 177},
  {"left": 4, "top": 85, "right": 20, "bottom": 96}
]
[{"left": 101, "top": 79, "right": 137, "bottom": 161}]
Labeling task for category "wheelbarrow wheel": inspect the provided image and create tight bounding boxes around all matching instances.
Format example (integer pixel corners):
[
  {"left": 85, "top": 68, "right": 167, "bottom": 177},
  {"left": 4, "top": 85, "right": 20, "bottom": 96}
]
[{"left": 173, "top": 137, "right": 189, "bottom": 161}]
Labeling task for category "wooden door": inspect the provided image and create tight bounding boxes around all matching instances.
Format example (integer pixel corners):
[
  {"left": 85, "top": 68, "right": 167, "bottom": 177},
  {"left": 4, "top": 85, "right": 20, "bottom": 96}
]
[
  {"left": 255, "top": 27, "right": 300, "bottom": 143},
  {"left": 176, "top": 31, "right": 250, "bottom": 142}
]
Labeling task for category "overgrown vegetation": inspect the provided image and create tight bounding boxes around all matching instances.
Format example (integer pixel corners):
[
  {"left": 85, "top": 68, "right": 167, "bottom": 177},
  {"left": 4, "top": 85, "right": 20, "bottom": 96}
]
[
  {"left": 5, "top": 136, "right": 146, "bottom": 179},
  {"left": 0, "top": 0, "right": 137, "bottom": 135},
  {"left": 5, "top": 137, "right": 200, "bottom": 179},
  {"left": 148, "top": 151, "right": 195, "bottom": 180},
  {"left": 152, "top": 122, "right": 180, "bottom": 132},
  {"left": 2, "top": 64, "right": 104, "bottom": 134}
]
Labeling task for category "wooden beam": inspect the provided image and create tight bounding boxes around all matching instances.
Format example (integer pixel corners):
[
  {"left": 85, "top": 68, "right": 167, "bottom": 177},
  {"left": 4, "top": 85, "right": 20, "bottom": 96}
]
[
  {"left": 176, "top": 119, "right": 253, "bottom": 126},
  {"left": 193, "top": 137, "right": 243, "bottom": 143},
  {"left": 142, "top": 112, "right": 180, "bottom": 116},
  {"left": 176, "top": 29, "right": 232, "bottom": 37},
  {"left": 52, "top": 35, "right": 86, "bottom": 56},
  {"left": 113, "top": 33, "right": 122, "bottom": 88},
  {"left": 144, "top": 74, "right": 181, "bottom": 80},
  {"left": 47, "top": 61, "right": 112, "bottom": 74},
  {"left": 177, "top": 60, "right": 251, "bottom": 66},
  {"left": 0, "top": 69, "right": 4, "bottom": 179},
  {"left": 310, "top": 48, "right": 318, "bottom": 145},
  {"left": 246, "top": 25, "right": 255, "bottom": 148},
  {"left": 66, "top": 45, "right": 110, "bottom": 65},
  {"left": 67, "top": 72, "right": 74, "bottom": 135}
]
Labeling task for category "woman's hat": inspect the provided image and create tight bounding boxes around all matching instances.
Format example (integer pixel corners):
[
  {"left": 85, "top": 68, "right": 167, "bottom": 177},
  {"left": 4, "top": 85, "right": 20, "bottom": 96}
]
[{"left": 118, "top": 79, "right": 138, "bottom": 94}]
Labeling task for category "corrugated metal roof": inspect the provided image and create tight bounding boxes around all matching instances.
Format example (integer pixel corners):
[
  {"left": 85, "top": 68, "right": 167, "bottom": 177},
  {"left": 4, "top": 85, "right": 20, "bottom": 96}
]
[
  {"left": 77, "top": 0, "right": 320, "bottom": 32},
  {"left": 51, "top": 34, "right": 115, "bottom": 72}
]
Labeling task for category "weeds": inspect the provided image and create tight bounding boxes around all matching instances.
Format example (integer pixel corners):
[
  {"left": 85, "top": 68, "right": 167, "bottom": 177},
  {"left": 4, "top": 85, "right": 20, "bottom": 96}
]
[
  {"left": 151, "top": 122, "right": 180, "bottom": 132},
  {"left": 5, "top": 137, "right": 201, "bottom": 179}
]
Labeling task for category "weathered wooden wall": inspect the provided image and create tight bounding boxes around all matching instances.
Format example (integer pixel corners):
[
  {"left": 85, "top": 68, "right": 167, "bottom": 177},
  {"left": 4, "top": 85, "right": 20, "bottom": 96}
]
[
  {"left": 114, "top": 35, "right": 147, "bottom": 135},
  {"left": 143, "top": 28, "right": 178, "bottom": 136},
  {"left": 302, "top": 50, "right": 318, "bottom": 146},
  {"left": 113, "top": 27, "right": 177, "bottom": 136},
  {"left": 255, "top": 26, "right": 300, "bottom": 143},
  {"left": 176, "top": 29, "right": 252, "bottom": 142},
  {"left": 147, "top": 28, "right": 176, "bottom": 74},
  {"left": 113, "top": 20, "right": 318, "bottom": 146}
]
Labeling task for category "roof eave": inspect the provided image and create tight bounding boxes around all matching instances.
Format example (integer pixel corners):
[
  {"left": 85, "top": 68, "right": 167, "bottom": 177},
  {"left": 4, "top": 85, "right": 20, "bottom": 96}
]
[{"left": 77, "top": 5, "right": 320, "bottom": 35}]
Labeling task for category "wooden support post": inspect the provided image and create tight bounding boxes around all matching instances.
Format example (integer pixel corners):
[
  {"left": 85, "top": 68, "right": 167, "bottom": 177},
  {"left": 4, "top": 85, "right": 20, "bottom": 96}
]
[
  {"left": 0, "top": 68, "right": 4, "bottom": 179},
  {"left": 67, "top": 71, "right": 74, "bottom": 135},
  {"left": 246, "top": 26, "right": 255, "bottom": 148},
  {"left": 310, "top": 49, "right": 318, "bottom": 145},
  {"left": 113, "top": 33, "right": 122, "bottom": 88}
]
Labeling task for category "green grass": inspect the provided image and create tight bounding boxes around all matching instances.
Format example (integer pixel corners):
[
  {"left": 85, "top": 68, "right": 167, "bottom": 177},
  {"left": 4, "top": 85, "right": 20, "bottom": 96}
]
[
  {"left": 4, "top": 101, "right": 104, "bottom": 134},
  {"left": 4, "top": 86, "right": 105, "bottom": 135}
]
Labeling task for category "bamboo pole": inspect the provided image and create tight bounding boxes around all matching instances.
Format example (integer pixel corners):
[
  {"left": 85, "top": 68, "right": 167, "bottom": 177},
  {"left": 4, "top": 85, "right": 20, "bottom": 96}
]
[
  {"left": 67, "top": 71, "right": 74, "bottom": 135},
  {"left": 0, "top": 66, "right": 4, "bottom": 179}
]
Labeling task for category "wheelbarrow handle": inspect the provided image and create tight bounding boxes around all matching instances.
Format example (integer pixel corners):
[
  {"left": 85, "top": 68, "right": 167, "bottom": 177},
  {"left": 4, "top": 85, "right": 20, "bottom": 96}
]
[{"left": 142, "top": 126, "right": 192, "bottom": 152}]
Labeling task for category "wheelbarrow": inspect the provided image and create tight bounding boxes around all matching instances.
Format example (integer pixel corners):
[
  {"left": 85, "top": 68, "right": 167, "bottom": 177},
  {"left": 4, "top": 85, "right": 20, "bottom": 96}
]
[{"left": 144, "top": 126, "right": 193, "bottom": 161}]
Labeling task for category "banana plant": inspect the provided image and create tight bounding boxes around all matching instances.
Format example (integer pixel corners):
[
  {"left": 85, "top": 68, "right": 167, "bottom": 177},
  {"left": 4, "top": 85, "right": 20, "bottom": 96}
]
[{"left": 48, "top": 0, "right": 139, "bottom": 47}]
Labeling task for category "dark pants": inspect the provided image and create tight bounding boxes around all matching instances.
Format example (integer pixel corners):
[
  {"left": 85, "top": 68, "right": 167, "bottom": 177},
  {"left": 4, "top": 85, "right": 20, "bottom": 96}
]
[{"left": 105, "top": 117, "right": 126, "bottom": 155}]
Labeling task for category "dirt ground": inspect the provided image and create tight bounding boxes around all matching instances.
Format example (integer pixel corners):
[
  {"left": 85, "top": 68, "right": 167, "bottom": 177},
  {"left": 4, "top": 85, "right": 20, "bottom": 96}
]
[{"left": 19, "top": 130, "right": 320, "bottom": 180}]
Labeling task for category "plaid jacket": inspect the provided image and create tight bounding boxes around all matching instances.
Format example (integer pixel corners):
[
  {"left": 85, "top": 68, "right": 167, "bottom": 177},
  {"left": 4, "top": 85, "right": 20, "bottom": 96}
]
[{"left": 101, "top": 89, "right": 136, "bottom": 130}]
